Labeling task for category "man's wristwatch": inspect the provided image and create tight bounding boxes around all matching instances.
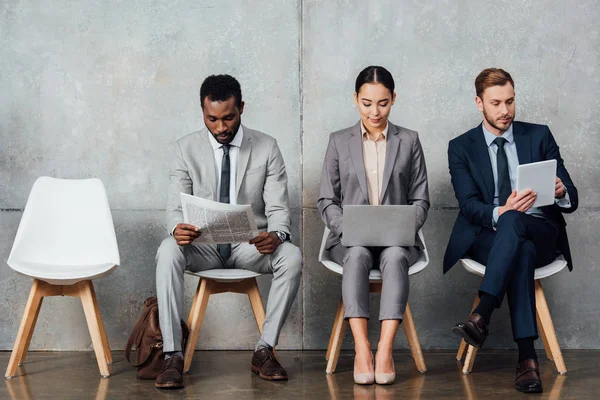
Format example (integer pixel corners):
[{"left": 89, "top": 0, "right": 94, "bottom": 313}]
[{"left": 274, "top": 231, "right": 290, "bottom": 243}]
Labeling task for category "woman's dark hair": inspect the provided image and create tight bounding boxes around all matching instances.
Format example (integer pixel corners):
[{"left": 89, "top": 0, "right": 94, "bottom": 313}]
[
  {"left": 200, "top": 74, "right": 243, "bottom": 108},
  {"left": 355, "top": 66, "right": 395, "bottom": 95}
]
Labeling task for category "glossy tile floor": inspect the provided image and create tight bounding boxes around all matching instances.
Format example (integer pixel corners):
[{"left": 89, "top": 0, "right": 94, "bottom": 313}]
[{"left": 1, "top": 350, "right": 598, "bottom": 399}]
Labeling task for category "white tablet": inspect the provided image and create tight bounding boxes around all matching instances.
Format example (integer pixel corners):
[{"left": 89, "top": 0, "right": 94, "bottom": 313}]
[{"left": 516, "top": 159, "right": 557, "bottom": 208}]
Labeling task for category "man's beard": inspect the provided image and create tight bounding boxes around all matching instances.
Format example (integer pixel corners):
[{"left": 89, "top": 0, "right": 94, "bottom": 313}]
[
  {"left": 210, "top": 120, "right": 241, "bottom": 144},
  {"left": 483, "top": 107, "right": 514, "bottom": 133}
]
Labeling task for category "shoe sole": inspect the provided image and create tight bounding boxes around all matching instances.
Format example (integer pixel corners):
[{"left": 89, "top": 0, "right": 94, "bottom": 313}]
[
  {"left": 251, "top": 365, "right": 288, "bottom": 381},
  {"left": 155, "top": 382, "right": 184, "bottom": 389},
  {"left": 452, "top": 325, "right": 483, "bottom": 349},
  {"left": 515, "top": 384, "right": 543, "bottom": 393}
]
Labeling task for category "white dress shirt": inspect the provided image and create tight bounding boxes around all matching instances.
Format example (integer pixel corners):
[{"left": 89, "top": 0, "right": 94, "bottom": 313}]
[
  {"left": 207, "top": 126, "right": 244, "bottom": 205},
  {"left": 360, "top": 121, "right": 389, "bottom": 205}
]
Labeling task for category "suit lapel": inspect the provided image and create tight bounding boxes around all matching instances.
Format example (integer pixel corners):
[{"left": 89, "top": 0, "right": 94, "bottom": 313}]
[
  {"left": 513, "top": 122, "right": 532, "bottom": 164},
  {"left": 236, "top": 126, "right": 252, "bottom": 196},
  {"left": 349, "top": 122, "right": 369, "bottom": 203},
  {"left": 381, "top": 123, "right": 401, "bottom": 201},
  {"left": 469, "top": 124, "right": 495, "bottom": 202},
  {"left": 199, "top": 130, "right": 217, "bottom": 199}
]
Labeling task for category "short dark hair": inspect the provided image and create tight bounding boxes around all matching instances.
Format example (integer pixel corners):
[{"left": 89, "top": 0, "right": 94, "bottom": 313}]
[
  {"left": 355, "top": 66, "right": 395, "bottom": 95},
  {"left": 475, "top": 68, "right": 514, "bottom": 98},
  {"left": 199, "top": 74, "right": 242, "bottom": 108}
]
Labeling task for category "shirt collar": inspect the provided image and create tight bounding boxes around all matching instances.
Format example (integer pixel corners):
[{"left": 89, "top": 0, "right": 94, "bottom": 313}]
[
  {"left": 482, "top": 122, "right": 514, "bottom": 147},
  {"left": 207, "top": 125, "right": 244, "bottom": 150},
  {"left": 361, "top": 121, "right": 389, "bottom": 140}
]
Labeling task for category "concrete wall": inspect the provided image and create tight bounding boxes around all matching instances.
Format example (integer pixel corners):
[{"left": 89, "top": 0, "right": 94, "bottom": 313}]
[{"left": 1, "top": 0, "right": 598, "bottom": 351}]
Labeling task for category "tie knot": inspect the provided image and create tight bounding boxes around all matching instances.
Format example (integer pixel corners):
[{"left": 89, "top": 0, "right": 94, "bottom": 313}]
[
  {"left": 221, "top": 144, "right": 230, "bottom": 155},
  {"left": 493, "top": 137, "right": 507, "bottom": 148}
]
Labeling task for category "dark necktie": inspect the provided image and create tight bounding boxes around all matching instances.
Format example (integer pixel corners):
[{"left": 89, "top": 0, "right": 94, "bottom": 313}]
[
  {"left": 493, "top": 137, "right": 512, "bottom": 206},
  {"left": 217, "top": 145, "right": 231, "bottom": 262}
]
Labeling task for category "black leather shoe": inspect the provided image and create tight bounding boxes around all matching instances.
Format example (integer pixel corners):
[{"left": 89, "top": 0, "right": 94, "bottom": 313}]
[
  {"left": 515, "top": 359, "right": 543, "bottom": 393},
  {"left": 251, "top": 347, "right": 288, "bottom": 381},
  {"left": 452, "top": 313, "right": 489, "bottom": 349},
  {"left": 155, "top": 355, "right": 184, "bottom": 389}
]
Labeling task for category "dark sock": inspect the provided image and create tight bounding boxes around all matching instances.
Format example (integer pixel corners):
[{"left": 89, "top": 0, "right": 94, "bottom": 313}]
[
  {"left": 517, "top": 338, "right": 537, "bottom": 363},
  {"left": 255, "top": 339, "right": 273, "bottom": 352},
  {"left": 164, "top": 351, "right": 183, "bottom": 360},
  {"left": 472, "top": 292, "right": 499, "bottom": 324}
]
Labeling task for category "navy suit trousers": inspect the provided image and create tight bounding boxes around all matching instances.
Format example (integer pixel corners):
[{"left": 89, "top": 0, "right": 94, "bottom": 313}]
[{"left": 468, "top": 210, "right": 559, "bottom": 341}]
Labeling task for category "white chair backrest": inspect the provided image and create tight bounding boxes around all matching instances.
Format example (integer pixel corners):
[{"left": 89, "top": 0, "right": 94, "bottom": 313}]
[
  {"left": 8, "top": 177, "right": 120, "bottom": 270},
  {"left": 319, "top": 226, "right": 429, "bottom": 275}
]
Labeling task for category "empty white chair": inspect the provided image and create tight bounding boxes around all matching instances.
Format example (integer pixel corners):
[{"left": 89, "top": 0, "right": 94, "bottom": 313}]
[
  {"left": 5, "top": 177, "right": 120, "bottom": 379},
  {"left": 319, "top": 227, "right": 429, "bottom": 374},
  {"left": 456, "top": 255, "right": 568, "bottom": 375},
  {"left": 183, "top": 269, "right": 267, "bottom": 373}
]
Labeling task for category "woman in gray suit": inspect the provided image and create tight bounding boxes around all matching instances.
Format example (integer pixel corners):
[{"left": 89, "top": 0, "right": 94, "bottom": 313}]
[{"left": 318, "top": 66, "right": 430, "bottom": 385}]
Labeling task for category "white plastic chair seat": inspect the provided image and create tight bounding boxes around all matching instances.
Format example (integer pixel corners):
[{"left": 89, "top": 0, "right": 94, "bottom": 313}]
[
  {"left": 7, "top": 177, "right": 120, "bottom": 286},
  {"left": 460, "top": 255, "right": 567, "bottom": 280},
  {"left": 318, "top": 227, "right": 430, "bottom": 281},
  {"left": 9, "top": 261, "right": 118, "bottom": 286},
  {"left": 185, "top": 268, "right": 262, "bottom": 283}
]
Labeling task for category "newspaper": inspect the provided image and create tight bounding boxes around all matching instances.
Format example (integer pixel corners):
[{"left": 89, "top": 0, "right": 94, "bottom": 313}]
[{"left": 180, "top": 193, "right": 259, "bottom": 244}]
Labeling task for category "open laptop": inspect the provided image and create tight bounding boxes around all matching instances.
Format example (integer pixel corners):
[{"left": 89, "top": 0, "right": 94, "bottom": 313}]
[{"left": 341, "top": 205, "right": 417, "bottom": 247}]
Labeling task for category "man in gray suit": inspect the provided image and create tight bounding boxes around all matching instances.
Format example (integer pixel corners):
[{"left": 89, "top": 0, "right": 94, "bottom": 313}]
[{"left": 154, "top": 75, "right": 301, "bottom": 388}]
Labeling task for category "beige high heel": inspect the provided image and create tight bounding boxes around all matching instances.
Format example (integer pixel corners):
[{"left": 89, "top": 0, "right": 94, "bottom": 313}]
[
  {"left": 375, "top": 356, "right": 396, "bottom": 385},
  {"left": 353, "top": 353, "right": 375, "bottom": 385}
]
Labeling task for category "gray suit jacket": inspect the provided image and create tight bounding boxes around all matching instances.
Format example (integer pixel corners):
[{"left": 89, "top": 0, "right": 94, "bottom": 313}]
[
  {"left": 166, "top": 125, "right": 291, "bottom": 235},
  {"left": 318, "top": 121, "right": 430, "bottom": 250}
]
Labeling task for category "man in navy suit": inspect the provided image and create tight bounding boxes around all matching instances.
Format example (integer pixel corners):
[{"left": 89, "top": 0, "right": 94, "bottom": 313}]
[{"left": 444, "top": 68, "right": 578, "bottom": 394}]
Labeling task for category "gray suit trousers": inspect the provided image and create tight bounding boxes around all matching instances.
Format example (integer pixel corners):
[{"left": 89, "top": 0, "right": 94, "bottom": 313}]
[
  {"left": 330, "top": 245, "right": 418, "bottom": 321},
  {"left": 156, "top": 237, "right": 302, "bottom": 352}
]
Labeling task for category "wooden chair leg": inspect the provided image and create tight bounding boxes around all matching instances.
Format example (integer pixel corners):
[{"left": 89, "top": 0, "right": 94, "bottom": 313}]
[
  {"left": 326, "top": 300, "right": 344, "bottom": 361},
  {"left": 90, "top": 285, "right": 112, "bottom": 365},
  {"left": 462, "top": 345, "right": 478, "bottom": 374},
  {"left": 246, "top": 278, "right": 266, "bottom": 334},
  {"left": 18, "top": 289, "right": 44, "bottom": 366},
  {"left": 457, "top": 294, "right": 480, "bottom": 361},
  {"left": 535, "top": 280, "right": 567, "bottom": 374},
  {"left": 537, "top": 312, "right": 554, "bottom": 361},
  {"left": 187, "top": 282, "right": 200, "bottom": 328},
  {"left": 5, "top": 280, "right": 45, "bottom": 378},
  {"left": 78, "top": 281, "right": 111, "bottom": 378},
  {"left": 326, "top": 297, "right": 348, "bottom": 374},
  {"left": 403, "top": 303, "right": 427, "bottom": 373},
  {"left": 184, "top": 279, "right": 212, "bottom": 374}
]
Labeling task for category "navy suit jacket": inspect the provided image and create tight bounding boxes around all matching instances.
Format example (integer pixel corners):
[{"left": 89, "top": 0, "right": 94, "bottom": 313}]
[{"left": 443, "top": 121, "right": 578, "bottom": 273}]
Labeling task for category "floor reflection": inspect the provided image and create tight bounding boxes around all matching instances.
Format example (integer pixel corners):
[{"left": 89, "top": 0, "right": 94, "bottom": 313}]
[
  {"left": 5, "top": 368, "right": 110, "bottom": 400},
  {"left": 460, "top": 368, "right": 566, "bottom": 400},
  {"left": 326, "top": 372, "right": 425, "bottom": 399}
]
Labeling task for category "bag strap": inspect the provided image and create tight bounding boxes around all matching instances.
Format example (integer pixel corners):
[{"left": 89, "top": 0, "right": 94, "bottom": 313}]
[{"left": 125, "top": 303, "right": 159, "bottom": 367}]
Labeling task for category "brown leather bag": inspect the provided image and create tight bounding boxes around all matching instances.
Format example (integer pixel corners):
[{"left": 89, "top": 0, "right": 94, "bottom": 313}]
[{"left": 125, "top": 296, "right": 189, "bottom": 379}]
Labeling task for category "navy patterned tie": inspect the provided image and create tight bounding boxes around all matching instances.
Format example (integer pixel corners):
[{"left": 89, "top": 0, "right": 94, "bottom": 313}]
[
  {"left": 217, "top": 145, "right": 231, "bottom": 262},
  {"left": 493, "top": 137, "right": 512, "bottom": 206}
]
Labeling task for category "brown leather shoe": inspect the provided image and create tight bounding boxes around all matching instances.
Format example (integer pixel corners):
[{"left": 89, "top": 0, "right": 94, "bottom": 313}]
[
  {"left": 515, "top": 359, "right": 543, "bottom": 393},
  {"left": 251, "top": 347, "right": 288, "bottom": 381},
  {"left": 452, "top": 313, "right": 489, "bottom": 349},
  {"left": 155, "top": 355, "right": 184, "bottom": 389}
]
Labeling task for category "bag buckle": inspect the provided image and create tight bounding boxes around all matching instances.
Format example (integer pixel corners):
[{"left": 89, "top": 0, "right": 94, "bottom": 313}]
[{"left": 153, "top": 341, "right": 163, "bottom": 349}]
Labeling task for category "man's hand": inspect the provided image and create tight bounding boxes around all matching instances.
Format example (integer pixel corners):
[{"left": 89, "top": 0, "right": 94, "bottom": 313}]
[
  {"left": 555, "top": 176, "right": 566, "bottom": 199},
  {"left": 174, "top": 223, "right": 201, "bottom": 246},
  {"left": 249, "top": 232, "right": 282, "bottom": 254},
  {"left": 498, "top": 189, "right": 537, "bottom": 216}
]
